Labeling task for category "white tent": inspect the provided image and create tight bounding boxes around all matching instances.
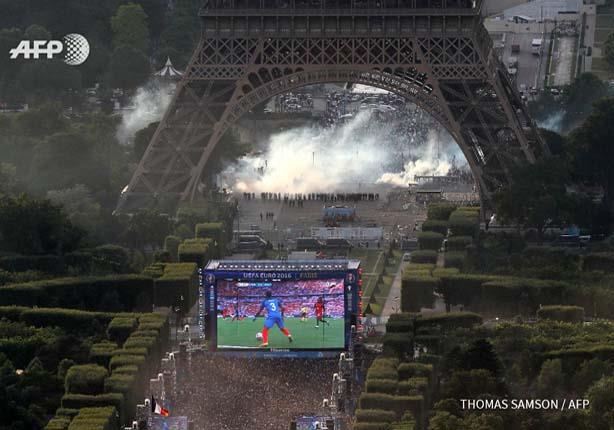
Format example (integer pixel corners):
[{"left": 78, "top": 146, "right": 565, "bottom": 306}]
[{"left": 155, "top": 57, "right": 183, "bottom": 79}]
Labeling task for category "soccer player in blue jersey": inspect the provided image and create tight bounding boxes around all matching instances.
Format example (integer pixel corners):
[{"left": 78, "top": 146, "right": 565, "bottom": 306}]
[{"left": 252, "top": 290, "right": 293, "bottom": 347}]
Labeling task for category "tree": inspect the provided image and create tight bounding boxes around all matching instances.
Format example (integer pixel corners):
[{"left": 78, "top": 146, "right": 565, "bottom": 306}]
[
  {"left": 569, "top": 97, "right": 614, "bottom": 215},
  {"left": 464, "top": 339, "right": 501, "bottom": 376},
  {"left": 46, "top": 185, "right": 102, "bottom": 233},
  {"left": 133, "top": 121, "right": 159, "bottom": 161},
  {"left": 107, "top": 45, "right": 150, "bottom": 89},
  {"left": 539, "top": 129, "right": 566, "bottom": 157},
  {"left": 158, "top": 0, "right": 201, "bottom": 63},
  {"left": 111, "top": 3, "right": 150, "bottom": 52},
  {"left": 430, "top": 411, "right": 464, "bottom": 430},
  {"left": 18, "top": 60, "right": 82, "bottom": 99},
  {"left": 443, "top": 369, "right": 499, "bottom": 399},
  {"left": 121, "top": 209, "right": 173, "bottom": 250},
  {"left": 561, "top": 73, "right": 609, "bottom": 131},
  {"left": 494, "top": 158, "right": 573, "bottom": 239},
  {"left": 572, "top": 358, "right": 612, "bottom": 396},
  {"left": 29, "top": 132, "right": 102, "bottom": 194},
  {"left": 0, "top": 194, "right": 84, "bottom": 255},
  {"left": 536, "top": 359, "right": 564, "bottom": 398},
  {"left": 586, "top": 376, "right": 614, "bottom": 429},
  {"left": 79, "top": 40, "right": 111, "bottom": 87},
  {"left": 14, "top": 103, "right": 68, "bottom": 138}
]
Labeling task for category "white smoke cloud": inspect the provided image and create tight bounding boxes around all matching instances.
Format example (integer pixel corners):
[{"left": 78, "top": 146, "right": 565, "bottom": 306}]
[
  {"left": 221, "top": 110, "right": 465, "bottom": 193},
  {"left": 538, "top": 111, "right": 565, "bottom": 133},
  {"left": 116, "top": 81, "right": 174, "bottom": 145},
  {"left": 377, "top": 130, "right": 454, "bottom": 187}
]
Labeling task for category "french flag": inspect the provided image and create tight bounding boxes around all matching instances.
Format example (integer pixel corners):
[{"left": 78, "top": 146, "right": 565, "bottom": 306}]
[{"left": 151, "top": 396, "right": 170, "bottom": 417}]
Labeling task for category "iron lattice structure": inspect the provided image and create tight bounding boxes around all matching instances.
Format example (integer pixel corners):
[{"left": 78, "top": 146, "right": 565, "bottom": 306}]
[{"left": 117, "top": 0, "right": 547, "bottom": 212}]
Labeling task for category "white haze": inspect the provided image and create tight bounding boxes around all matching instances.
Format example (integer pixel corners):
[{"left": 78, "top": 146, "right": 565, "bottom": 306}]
[
  {"left": 116, "top": 81, "right": 174, "bottom": 145},
  {"left": 221, "top": 110, "right": 465, "bottom": 193},
  {"left": 377, "top": 130, "right": 454, "bottom": 187},
  {"left": 538, "top": 111, "right": 565, "bottom": 133}
]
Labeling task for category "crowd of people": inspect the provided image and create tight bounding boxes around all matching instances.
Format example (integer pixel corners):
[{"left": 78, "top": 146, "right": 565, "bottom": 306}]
[
  {"left": 216, "top": 280, "right": 346, "bottom": 319},
  {"left": 245, "top": 192, "right": 381, "bottom": 203},
  {"left": 176, "top": 355, "right": 337, "bottom": 430}
]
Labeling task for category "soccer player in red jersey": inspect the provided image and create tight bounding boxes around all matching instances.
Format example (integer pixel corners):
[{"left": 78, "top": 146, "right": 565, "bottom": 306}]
[{"left": 314, "top": 296, "right": 329, "bottom": 328}]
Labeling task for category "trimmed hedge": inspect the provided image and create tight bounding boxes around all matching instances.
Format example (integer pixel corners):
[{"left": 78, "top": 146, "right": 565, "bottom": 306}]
[
  {"left": 583, "top": 253, "right": 614, "bottom": 272},
  {"left": 438, "top": 274, "right": 499, "bottom": 307},
  {"left": 421, "top": 220, "right": 448, "bottom": 236},
  {"left": 359, "top": 393, "right": 423, "bottom": 419},
  {"left": 45, "top": 416, "right": 71, "bottom": 430},
  {"left": 521, "top": 246, "right": 581, "bottom": 273},
  {"left": 0, "top": 254, "right": 64, "bottom": 274},
  {"left": 164, "top": 236, "right": 181, "bottom": 262},
  {"left": 89, "top": 342, "right": 118, "bottom": 367},
  {"left": 443, "top": 252, "right": 465, "bottom": 269},
  {"left": 65, "top": 364, "right": 108, "bottom": 395},
  {"left": 413, "top": 312, "right": 483, "bottom": 331},
  {"left": 401, "top": 276, "right": 438, "bottom": 313},
  {"left": 432, "top": 268, "right": 459, "bottom": 277},
  {"left": 109, "top": 354, "right": 146, "bottom": 370},
  {"left": 366, "top": 379, "right": 399, "bottom": 395},
  {"left": 448, "top": 208, "right": 480, "bottom": 238},
  {"left": 398, "top": 377, "right": 429, "bottom": 396},
  {"left": 61, "top": 394, "right": 124, "bottom": 417},
  {"left": 383, "top": 332, "right": 413, "bottom": 357},
  {"left": 385, "top": 318, "right": 414, "bottom": 334},
  {"left": 537, "top": 305, "right": 585, "bottom": 323},
  {"left": 106, "top": 317, "right": 137, "bottom": 343},
  {"left": 56, "top": 408, "right": 80, "bottom": 418},
  {"left": 142, "top": 262, "right": 165, "bottom": 278},
  {"left": 446, "top": 236, "right": 473, "bottom": 251},
  {"left": 356, "top": 409, "right": 397, "bottom": 423},
  {"left": 112, "top": 365, "right": 138, "bottom": 375},
  {"left": 367, "top": 358, "right": 399, "bottom": 381},
  {"left": 67, "top": 406, "right": 119, "bottom": 430},
  {"left": 195, "top": 222, "right": 225, "bottom": 257},
  {"left": 20, "top": 308, "right": 114, "bottom": 335},
  {"left": 417, "top": 232, "right": 444, "bottom": 251},
  {"left": 409, "top": 250, "right": 438, "bottom": 265},
  {"left": 427, "top": 203, "right": 457, "bottom": 221},
  {"left": 0, "top": 275, "right": 154, "bottom": 311},
  {"left": 397, "top": 363, "right": 433, "bottom": 380},
  {"left": 405, "top": 264, "right": 435, "bottom": 274},
  {"left": 123, "top": 336, "right": 157, "bottom": 352},
  {"left": 178, "top": 238, "right": 214, "bottom": 266},
  {"left": 104, "top": 373, "right": 136, "bottom": 394}
]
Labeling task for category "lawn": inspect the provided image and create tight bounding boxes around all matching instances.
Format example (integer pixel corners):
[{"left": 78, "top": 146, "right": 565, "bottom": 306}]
[{"left": 216, "top": 316, "right": 345, "bottom": 349}]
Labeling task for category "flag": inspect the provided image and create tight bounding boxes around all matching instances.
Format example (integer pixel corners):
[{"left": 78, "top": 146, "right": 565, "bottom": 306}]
[{"left": 151, "top": 395, "right": 170, "bottom": 417}]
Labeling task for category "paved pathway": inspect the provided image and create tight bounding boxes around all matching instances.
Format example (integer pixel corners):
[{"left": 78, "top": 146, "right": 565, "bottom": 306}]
[{"left": 381, "top": 260, "right": 408, "bottom": 316}]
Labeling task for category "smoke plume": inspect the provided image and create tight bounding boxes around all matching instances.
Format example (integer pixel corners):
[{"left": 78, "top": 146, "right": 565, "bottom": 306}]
[
  {"left": 221, "top": 110, "right": 465, "bottom": 193},
  {"left": 116, "top": 81, "right": 174, "bottom": 145}
]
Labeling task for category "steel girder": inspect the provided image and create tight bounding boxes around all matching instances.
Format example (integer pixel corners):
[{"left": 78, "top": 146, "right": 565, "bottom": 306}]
[{"left": 116, "top": 22, "right": 547, "bottom": 213}]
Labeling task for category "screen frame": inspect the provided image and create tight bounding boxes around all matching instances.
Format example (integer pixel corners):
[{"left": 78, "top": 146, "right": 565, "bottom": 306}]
[{"left": 202, "top": 268, "right": 359, "bottom": 353}]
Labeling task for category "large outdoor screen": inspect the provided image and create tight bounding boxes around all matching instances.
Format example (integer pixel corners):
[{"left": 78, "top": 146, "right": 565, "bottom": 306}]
[{"left": 216, "top": 278, "right": 345, "bottom": 350}]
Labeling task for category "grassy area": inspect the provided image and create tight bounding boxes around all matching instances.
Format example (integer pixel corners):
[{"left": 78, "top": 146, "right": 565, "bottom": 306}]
[
  {"left": 349, "top": 248, "right": 383, "bottom": 273},
  {"left": 590, "top": 57, "right": 613, "bottom": 80},
  {"left": 349, "top": 248, "right": 384, "bottom": 298},
  {"left": 217, "top": 316, "right": 345, "bottom": 349},
  {"left": 597, "top": 14, "right": 614, "bottom": 28},
  {"left": 366, "top": 250, "right": 403, "bottom": 316},
  {"left": 595, "top": 28, "right": 611, "bottom": 45}
]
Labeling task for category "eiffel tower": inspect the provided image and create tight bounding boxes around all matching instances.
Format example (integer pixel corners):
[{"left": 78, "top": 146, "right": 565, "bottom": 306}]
[{"left": 116, "top": 0, "right": 547, "bottom": 213}]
